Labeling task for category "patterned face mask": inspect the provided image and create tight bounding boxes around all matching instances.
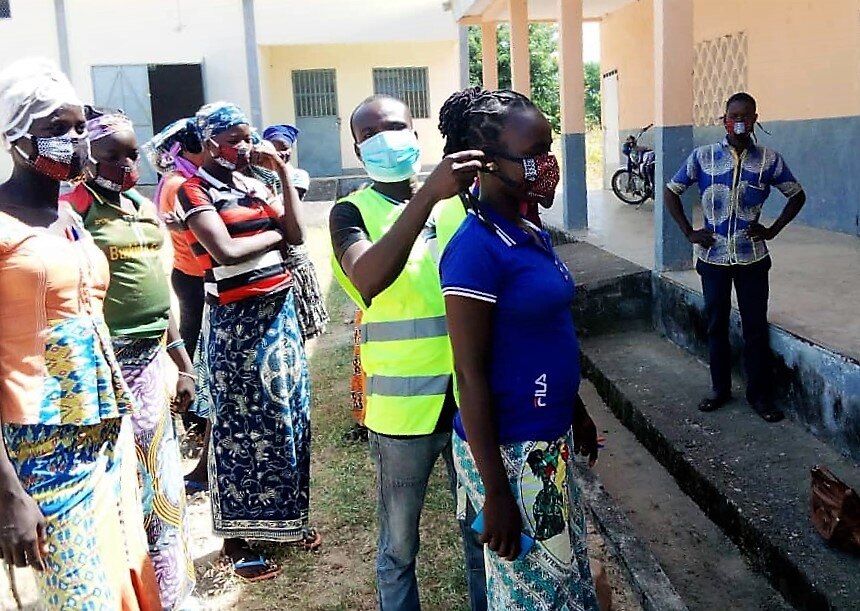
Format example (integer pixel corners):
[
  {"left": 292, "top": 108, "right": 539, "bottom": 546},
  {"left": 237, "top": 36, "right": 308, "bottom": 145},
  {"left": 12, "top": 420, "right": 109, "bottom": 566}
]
[
  {"left": 489, "top": 151, "right": 561, "bottom": 202},
  {"left": 724, "top": 117, "right": 754, "bottom": 136},
  {"left": 16, "top": 130, "right": 90, "bottom": 181},
  {"left": 209, "top": 139, "right": 251, "bottom": 171},
  {"left": 90, "top": 157, "right": 140, "bottom": 192}
]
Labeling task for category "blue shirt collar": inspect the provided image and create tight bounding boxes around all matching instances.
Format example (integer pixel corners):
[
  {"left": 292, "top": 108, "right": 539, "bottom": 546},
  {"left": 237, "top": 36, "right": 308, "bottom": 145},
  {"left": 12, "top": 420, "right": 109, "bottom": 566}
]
[{"left": 470, "top": 204, "right": 543, "bottom": 248}]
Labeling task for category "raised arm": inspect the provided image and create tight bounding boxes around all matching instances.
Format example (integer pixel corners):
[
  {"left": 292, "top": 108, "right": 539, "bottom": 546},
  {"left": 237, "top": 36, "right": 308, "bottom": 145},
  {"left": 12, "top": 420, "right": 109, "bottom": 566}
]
[{"left": 334, "top": 151, "right": 484, "bottom": 305}]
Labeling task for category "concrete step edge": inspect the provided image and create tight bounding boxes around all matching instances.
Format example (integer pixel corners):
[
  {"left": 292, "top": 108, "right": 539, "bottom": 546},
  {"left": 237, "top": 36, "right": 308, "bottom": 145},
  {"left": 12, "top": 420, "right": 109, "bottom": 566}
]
[
  {"left": 575, "top": 463, "right": 689, "bottom": 611},
  {"left": 581, "top": 349, "right": 834, "bottom": 611}
]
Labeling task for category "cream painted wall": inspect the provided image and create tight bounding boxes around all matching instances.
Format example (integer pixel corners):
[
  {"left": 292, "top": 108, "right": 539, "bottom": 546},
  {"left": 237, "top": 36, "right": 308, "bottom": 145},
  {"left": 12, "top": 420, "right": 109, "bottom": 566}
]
[
  {"left": 601, "top": 0, "right": 860, "bottom": 130},
  {"left": 695, "top": 0, "right": 860, "bottom": 122},
  {"left": 0, "top": 0, "right": 61, "bottom": 180},
  {"left": 262, "top": 41, "right": 460, "bottom": 171},
  {"left": 600, "top": 0, "right": 655, "bottom": 132}
]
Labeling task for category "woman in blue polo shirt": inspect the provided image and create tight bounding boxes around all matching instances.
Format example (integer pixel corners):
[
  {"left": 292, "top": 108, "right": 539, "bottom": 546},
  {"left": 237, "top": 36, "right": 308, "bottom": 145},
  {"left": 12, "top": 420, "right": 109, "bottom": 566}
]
[{"left": 438, "top": 87, "right": 599, "bottom": 610}]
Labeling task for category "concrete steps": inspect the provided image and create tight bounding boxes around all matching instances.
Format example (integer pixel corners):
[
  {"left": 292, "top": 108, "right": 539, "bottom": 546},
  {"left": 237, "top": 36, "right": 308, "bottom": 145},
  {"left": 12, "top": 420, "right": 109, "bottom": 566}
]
[
  {"left": 549, "top": 241, "right": 860, "bottom": 609},
  {"left": 581, "top": 328, "right": 860, "bottom": 610}
]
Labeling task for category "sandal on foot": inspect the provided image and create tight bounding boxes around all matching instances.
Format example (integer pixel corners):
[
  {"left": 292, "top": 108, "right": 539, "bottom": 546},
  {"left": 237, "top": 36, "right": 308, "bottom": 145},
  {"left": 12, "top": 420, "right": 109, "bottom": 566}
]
[
  {"left": 231, "top": 554, "right": 281, "bottom": 583},
  {"left": 698, "top": 393, "right": 732, "bottom": 412},
  {"left": 184, "top": 478, "right": 209, "bottom": 495},
  {"left": 288, "top": 528, "right": 322, "bottom": 551},
  {"left": 751, "top": 401, "right": 784, "bottom": 423}
]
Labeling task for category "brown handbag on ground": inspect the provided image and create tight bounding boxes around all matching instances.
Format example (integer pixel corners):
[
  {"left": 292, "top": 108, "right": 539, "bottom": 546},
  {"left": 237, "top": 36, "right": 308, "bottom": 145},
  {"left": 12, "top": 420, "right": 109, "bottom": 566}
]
[{"left": 810, "top": 465, "right": 860, "bottom": 554}]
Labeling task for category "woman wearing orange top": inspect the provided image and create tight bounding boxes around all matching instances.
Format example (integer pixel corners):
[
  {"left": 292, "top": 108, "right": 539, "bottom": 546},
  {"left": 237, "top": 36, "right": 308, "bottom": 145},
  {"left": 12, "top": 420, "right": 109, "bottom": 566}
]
[{"left": 0, "top": 58, "right": 161, "bottom": 610}]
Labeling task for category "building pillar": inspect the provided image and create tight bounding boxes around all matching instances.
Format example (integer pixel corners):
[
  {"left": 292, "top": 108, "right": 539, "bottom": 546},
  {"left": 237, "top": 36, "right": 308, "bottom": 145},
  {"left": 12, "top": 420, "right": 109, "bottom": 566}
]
[
  {"left": 481, "top": 21, "right": 499, "bottom": 90},
  {"left": 242, "top": 0, "right": 264, "bottom": 128},
  {"left": 558, "top": 0, "right": 586, "bottom": 230},
  {"left": 653, "top": 0, "right": 695, "bottom": 271},
  {"left": 508, "top": 0, "right": 530, "bottom": 96},
  {"left": 458, "top": 25, "right": 471, "bottom": 89},
  {"left": 53, "top": 0, "right": 71, "bottom": 77}
]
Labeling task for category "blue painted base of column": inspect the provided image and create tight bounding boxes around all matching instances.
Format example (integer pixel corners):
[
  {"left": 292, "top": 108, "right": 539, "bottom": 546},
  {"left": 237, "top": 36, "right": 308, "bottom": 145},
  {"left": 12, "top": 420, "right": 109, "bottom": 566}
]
[
  {"left": 654, "top": 125, "right": 694, "bottom": 271},
  {"left": 561, "top": 132, "right": 587, "bottom": 230}
]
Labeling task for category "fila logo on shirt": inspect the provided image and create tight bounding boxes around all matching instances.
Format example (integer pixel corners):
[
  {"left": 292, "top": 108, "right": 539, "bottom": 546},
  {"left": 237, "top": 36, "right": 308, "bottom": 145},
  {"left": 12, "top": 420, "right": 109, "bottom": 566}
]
[{"left": 534, "top": 374, "right": 548, "bottom": 408}]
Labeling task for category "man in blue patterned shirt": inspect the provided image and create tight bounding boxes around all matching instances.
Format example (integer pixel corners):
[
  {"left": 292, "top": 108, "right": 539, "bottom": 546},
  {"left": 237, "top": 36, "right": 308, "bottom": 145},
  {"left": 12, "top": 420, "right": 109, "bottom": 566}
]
[{"left": 664, "top": 92, "right": 806, "bottom": 423}]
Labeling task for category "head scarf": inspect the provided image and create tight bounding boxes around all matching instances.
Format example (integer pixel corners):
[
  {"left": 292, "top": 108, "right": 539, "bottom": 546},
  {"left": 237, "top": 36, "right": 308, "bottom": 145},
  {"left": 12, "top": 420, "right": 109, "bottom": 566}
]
[
  {"left": 263, "top": 124, "right": 300, "bottom": 146},
  {"left": 142, "top": 118, "right": 197, "bottom": 175},
  {"left": 291, "top": 167, "right": 310, "bottom": 192},
  {"left": 85, "top": 111, "right": 134, "bottom": 142},
  {"left": 194, "top": 101, "right": 250, "bottom": 142},
  {"left": 0, "top": 58, "right": 83, "bottom": 149}
]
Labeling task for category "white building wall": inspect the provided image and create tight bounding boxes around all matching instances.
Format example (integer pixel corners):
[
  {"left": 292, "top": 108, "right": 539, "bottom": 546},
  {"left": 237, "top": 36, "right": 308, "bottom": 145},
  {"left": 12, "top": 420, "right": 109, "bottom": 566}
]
[
  {"left": 254, "top": 0, "right": 458, "bottom": 45},
  {"left": 0, "top": 0, "right": 461, "bottom": 180},
  {"left": 0, "top": 0, "right": 62, "bottom": 179},
  {"left": 63, "top": 0, "right": 251, "bottom": 111}
]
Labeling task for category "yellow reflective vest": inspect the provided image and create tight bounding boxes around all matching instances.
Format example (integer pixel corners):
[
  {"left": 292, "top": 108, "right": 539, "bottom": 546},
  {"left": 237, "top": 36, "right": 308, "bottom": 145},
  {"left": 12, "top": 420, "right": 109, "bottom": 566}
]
[{"left": 331, "top": 187, "right": 466, "bottom": 435}]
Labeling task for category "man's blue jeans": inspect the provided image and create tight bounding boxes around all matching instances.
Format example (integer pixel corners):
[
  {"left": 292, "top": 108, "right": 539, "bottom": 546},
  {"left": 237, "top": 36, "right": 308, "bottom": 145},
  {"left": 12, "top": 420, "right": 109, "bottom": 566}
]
[{"left": 369, "top": 430, "right": 487, "bottom": 611}]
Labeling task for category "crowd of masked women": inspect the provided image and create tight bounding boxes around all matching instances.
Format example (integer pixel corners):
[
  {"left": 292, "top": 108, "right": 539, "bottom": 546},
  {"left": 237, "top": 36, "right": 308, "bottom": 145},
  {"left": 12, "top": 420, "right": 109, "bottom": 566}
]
[{"left": 0, "top": 56, "right": 603, "bottom": 611}]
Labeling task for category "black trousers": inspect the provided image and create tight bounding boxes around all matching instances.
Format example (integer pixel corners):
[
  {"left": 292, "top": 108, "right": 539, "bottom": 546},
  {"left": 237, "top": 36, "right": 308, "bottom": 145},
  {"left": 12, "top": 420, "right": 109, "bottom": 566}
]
[
  {"left": 696, "top": 256, "right": 772, "bottom": 403},
  {"left": 171, "top": 269, "right": 205, "bottom": 360}
]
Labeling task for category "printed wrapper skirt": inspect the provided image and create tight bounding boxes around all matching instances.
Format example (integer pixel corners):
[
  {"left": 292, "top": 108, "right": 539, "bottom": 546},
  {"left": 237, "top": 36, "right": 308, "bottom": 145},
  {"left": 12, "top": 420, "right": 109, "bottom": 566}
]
[
  {"left": 112, "top": 337, "right": 196, "bottom": 610},
  {"left": 3, "top": 418, "right": 162, "bottom": 610},
  {"left": 204, "top": 289, "right": 312, "bottom": 541},
  {"left": 453, "top": 430, "right": 599, "bottom": 611}
]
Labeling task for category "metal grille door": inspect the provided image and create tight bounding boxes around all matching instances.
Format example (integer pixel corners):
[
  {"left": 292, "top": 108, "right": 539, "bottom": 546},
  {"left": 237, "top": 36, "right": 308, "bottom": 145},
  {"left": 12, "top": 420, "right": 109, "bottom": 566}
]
[
  {"left": 292, "top": 69, "right": 338, "bottom": 118},
  {"left": 91, "top": 65, "right": 156, "bottom": 184},
  {"left": 292, "top": 69, "right": 342, "bottom": 177},
  {"left": 373, "top": 68, "right": 430, "bottom": 119}
]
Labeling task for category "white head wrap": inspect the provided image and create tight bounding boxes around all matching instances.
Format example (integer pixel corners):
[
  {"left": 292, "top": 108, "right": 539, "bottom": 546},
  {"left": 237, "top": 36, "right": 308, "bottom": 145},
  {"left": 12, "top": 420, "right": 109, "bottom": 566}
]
[
  {"left": 291, "top": 167, "right": 310, "bottom": 192},
  {"left": 0, "top": 58, "right": 82, "bottom": 149}
]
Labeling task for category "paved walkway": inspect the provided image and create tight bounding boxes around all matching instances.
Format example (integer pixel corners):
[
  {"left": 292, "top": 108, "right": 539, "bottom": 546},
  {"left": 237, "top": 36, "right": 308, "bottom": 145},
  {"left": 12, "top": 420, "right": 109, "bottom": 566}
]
[{"left": 543, "top": 190, "right": 860, "bottom": 361}]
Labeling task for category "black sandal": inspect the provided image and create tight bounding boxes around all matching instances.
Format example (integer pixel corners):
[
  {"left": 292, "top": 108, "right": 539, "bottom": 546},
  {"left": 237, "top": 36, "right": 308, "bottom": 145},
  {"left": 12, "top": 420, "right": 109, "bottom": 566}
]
[
  {"left": 750, "top": 401, "right": 784, "bottom": 423},
  {"left": 698, "top": 393, "right": 732, "bottom": 412}
]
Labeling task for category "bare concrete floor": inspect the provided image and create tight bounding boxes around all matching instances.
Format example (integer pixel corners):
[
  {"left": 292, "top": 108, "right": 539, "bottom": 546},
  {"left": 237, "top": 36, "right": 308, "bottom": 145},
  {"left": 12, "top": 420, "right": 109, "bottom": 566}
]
[{"left": 544, "top": 190, "right": 860, "bottom": 361}]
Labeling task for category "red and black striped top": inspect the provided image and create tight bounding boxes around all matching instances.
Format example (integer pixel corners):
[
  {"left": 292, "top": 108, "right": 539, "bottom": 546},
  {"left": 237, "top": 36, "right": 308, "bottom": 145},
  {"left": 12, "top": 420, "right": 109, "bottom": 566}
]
[{"left": 177, "top": 168, "right": 291, "bottom": 305}]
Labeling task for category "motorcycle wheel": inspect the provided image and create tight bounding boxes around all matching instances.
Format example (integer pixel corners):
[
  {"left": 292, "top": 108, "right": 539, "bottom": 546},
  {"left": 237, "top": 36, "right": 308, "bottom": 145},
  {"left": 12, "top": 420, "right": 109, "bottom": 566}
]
[{"left": 611, "top": 169, "right": 649, "bottom": 205}]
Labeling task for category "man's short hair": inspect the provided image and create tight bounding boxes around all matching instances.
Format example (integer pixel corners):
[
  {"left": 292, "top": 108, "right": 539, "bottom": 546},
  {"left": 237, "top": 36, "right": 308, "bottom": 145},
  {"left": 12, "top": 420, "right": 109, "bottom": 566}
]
[
  {"left": 726, "top": 92, "right": 757, "bottom": 112},
  {"left": 349, "top": 94, "right": 407, "bottom": 139}
]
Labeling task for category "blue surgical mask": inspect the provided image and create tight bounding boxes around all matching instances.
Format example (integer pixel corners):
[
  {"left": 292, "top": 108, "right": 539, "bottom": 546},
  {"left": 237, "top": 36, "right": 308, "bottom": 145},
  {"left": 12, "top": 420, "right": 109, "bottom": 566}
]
[{"left": 358, "top": 129, "right": 421, "bottom": 183}]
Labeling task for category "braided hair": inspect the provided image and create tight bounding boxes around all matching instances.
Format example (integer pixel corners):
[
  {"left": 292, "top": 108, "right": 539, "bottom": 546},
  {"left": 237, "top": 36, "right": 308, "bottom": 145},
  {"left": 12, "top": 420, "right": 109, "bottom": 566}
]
[{"left": 438, "top": 87, "right": 537, "bottom": 156}]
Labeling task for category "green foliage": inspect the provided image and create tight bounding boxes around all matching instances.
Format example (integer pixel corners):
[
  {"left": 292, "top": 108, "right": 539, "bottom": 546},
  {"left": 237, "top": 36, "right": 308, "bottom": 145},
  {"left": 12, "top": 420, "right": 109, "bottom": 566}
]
[
  {"left": 584, "top": 61, "right": 601, "bottom": 128},
  {"left": 468, "top": 24, "right": 602, "bottom": 132}
]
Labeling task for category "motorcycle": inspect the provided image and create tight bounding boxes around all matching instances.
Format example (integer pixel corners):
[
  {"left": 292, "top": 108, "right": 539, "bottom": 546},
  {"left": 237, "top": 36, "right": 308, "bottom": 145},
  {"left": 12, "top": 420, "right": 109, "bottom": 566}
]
[{"left": 611, "top": 123, "right": 655, "bottom": 206}]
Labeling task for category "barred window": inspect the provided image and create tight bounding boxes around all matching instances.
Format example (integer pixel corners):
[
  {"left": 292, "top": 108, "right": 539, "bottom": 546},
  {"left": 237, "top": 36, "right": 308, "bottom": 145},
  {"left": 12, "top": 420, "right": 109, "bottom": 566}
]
[
  {"left": 0, "top": 1, "right": 11, "bottom": 19},
  {"left": 292, "top": 69, "right": 338, "bottom": 118},
  {"left": 373, "top": 67, "right": 430, "bottom": 119}
]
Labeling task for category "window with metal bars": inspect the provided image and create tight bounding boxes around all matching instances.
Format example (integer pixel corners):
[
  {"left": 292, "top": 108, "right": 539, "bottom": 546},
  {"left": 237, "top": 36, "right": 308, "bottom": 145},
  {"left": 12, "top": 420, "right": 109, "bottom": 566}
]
[
  {"left": 373, "top": 68, "right": 430, "bottom": 119},
  {"left": 292, "top": 69, "right": 338, "bottom": 118},
  {"left": 0, "top": 1, "right": 11, "bottom": 19}
]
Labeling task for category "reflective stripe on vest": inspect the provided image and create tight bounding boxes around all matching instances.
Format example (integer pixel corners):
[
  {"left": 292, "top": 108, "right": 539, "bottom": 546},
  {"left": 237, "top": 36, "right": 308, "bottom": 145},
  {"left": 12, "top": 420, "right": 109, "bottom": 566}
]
[
  {"left": 330, "top": 188, "right": 466, "bottom": 435},
  {"left": 360, "top": 315, "right": 448, "bottom": 344},
  {"left": 366, "top": 374, "right": 451, "bottom": 397}
]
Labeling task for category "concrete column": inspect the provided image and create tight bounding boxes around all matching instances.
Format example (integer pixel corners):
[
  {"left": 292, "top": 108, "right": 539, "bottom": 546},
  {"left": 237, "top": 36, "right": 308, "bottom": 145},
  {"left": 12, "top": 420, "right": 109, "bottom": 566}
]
[
  {"left": 558, "top": 0, "right": 586, "bottom": 230},
  {"left": 458, "top": 25, "right": 471, "bottom": 89},
  {"left": 53, "top": 0, "right": 71, "bottom": 77},
  {"left": 653, "top": 0, "right": 695, "bottom": 271},
  {"left": 508, "top": 0, "right": 530, "bottom": 97},
  {"left": 481, "top": 22, "right": 499, "bottom": 90},
  {"left": 242, "top": 0, "right": 264, "bottom": 128}
]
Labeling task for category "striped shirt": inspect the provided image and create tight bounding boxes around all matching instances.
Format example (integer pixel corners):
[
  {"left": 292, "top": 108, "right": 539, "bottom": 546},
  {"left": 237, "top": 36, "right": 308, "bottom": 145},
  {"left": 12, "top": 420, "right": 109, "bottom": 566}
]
[{"left": 177, "top": 168, "right": 291, "bottom": 304}]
